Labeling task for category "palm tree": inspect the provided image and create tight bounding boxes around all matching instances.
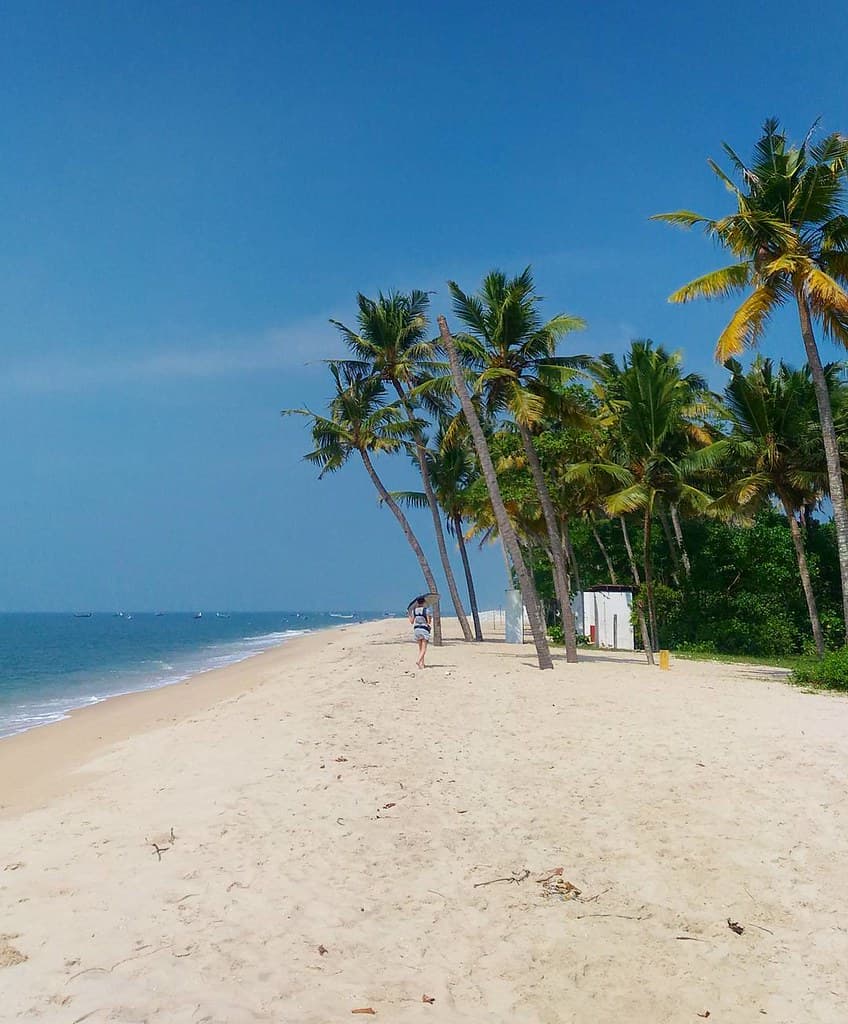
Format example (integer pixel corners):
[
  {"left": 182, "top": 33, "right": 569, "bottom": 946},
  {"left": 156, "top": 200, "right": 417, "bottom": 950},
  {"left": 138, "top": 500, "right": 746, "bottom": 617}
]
[
  {"left": 699, "top": 357, "right": 832, "bottom": 656},
  {"left": 330, "top": 290, "right": 473, "bottom": 644},
  {"left": 567, "top": 361, "right": 651, "bottom": 659},
  {"left": 447, "top": 268, "right": 585, "bottom": 664},
  {"left": 283, "top": 365, "right": 442, "bottom": 617},
  {"left": 437, "top": 314, "right": 554, "bottom": 670},
  {"left": 653, "top": 118, "right": 848, "bottom": 638},
  {"left": 573, "top": 342, "right": 713, "bottom": 650}
]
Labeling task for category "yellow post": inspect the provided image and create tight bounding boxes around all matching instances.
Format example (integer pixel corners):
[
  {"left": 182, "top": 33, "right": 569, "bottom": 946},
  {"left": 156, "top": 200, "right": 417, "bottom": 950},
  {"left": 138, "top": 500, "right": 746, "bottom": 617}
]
[{"left": 659, "top": 649, "right": 670, "bottom": 670}]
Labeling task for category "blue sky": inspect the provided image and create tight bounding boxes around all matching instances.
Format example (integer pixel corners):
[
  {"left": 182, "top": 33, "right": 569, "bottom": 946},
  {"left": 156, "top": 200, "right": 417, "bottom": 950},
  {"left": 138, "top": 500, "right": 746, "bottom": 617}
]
[{"left": 1, "top": 1, "right": 846, "bottom": 611}]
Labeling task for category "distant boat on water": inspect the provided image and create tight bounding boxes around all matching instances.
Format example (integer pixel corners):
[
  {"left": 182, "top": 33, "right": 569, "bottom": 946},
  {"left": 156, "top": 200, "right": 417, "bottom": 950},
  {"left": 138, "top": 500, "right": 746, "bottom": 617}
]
[
  {"left": 73, "top": 612, "right": 92, "bottom": 618},
  {"left": 216, "top": 612, "right": 230, "bottom": 618},
  {"left": 194, "top": 612, "right": 203, "bottom": 619},
  {"left": 330, "top": 612, "right": 354, "bottom": 619}
]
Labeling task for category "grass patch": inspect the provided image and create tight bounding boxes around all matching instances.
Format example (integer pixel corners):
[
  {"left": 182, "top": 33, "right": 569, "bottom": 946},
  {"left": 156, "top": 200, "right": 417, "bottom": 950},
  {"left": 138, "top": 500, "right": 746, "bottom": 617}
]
[
  {"left": 790, "top": 648, "right": 848, "bottom": 692},
  {"left": 672, "top": 650, "right": 802, "bottom": 671}
]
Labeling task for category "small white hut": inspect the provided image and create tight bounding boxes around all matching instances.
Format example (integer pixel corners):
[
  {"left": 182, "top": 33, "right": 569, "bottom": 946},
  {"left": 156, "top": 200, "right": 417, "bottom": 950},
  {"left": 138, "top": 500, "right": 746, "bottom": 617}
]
[{"left": 573, "top": 586, "right": 635, "bottom": 650}]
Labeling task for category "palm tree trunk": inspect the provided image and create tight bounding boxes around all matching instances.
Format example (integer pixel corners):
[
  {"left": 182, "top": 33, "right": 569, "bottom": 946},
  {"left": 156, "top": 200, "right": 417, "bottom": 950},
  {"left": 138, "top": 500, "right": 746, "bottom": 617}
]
[
  {"left": 500, "top": 537, "right": 513, "bottom": 588},
  {"left": 392, "top": 382, "right": 473, "bottom": 642},
  {"left": 621, "top": 517, "right": 653, "bottom": 664},
  {"left": 359, "top": 449, "right": 442, "bottom": 643},
  {"left": 642, "top": 500, "right": 660, "bottom": 655},
  {"left": 620, "top": 516, "right": 641, "bottom": 585},
  {"left": 454, "top": 514, "right": 483, "bottom": 641},
  {"left": 437, "top": 315, "right": 553, "bottom": 669},
  {"left": 796, "top": 291, "right": 848, "bottom": 642},
  {"left": 669, "top": 504, "right": 691, "bottom": 575},
  {"left": 780, "top": 493, "right": 825, "bottom": 658},
  {"left": 658, "top": 504, "right": 682, "bottom": 584},
  {"left": 516, "top": 422, "right": 578, "bottom": 664},
  {"left": 590, "top": 515, "right": 618, "bottom": 584},
  {"left": 561, "top": 518, "right": 583, "bottom": 595}
]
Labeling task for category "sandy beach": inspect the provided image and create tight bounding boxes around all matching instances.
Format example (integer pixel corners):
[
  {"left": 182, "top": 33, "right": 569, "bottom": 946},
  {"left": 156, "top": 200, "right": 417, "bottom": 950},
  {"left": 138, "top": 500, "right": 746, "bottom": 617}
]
[{"left": 2, "top": 618, "right": 847, "bottom": 1023}]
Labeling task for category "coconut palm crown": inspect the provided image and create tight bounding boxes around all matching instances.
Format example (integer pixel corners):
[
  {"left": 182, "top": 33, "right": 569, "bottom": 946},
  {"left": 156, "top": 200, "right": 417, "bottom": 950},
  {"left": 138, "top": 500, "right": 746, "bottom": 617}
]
[
  {"left": 653, "top": 118, "right": 848, "bottom": 359},
  {"left": 287, "top": 364, "right": 418, "bottom": 476},
  {"left": 447, "top": 267, "right": 587, "bottom": 424}
]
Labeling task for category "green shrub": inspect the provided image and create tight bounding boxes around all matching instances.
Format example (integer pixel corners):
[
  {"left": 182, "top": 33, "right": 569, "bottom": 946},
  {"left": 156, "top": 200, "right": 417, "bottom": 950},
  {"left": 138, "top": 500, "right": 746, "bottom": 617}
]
[
  {"left": 548, "top": 625, "right": 592, "bottom": 647},
  {"left": 675, "top": 639, "right": 718, "bottom": 655},
  {"left": 792, "top": 647, "right": 848, "bottom": 691}
]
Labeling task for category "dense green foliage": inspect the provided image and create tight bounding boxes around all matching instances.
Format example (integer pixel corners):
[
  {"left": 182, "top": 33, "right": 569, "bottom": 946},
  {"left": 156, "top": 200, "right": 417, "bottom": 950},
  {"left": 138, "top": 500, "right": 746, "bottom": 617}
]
[
  {"left": 542, "top": 509, "right": 842, "bottom": 656},
  {"left": 792, "top": 647, "right": 848, "bottom": 691}
]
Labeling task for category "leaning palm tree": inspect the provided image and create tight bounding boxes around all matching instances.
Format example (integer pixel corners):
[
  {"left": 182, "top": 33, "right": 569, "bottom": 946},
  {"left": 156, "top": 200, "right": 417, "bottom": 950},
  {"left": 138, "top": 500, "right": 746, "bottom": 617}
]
[
  {"left": 653, "top": 118, "right": 848, "bottom": 638},
  {"left": 447, "top": 268, "right": 585, "bottom": 663},
  {"left": 330, "top": 291, "right": 472, "bottom": 643},
  {"left": 698, "top": 357, "right": 832, "bottom": 656},
  {"left": 437, "top": 314, "right": 554, "bottom": 670},
  {"left": 283, "top": 365, "right": 442, "bottom": 618}
]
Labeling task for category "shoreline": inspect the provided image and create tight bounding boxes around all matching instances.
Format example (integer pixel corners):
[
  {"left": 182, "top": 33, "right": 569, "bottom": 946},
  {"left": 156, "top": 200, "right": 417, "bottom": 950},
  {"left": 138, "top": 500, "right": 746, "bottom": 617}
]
[
  {"left": 0, "top": 611, "right": 381, "bottom": 744},
  {"left": 0, "top": 621, "right": 355, "bottom": 816}
]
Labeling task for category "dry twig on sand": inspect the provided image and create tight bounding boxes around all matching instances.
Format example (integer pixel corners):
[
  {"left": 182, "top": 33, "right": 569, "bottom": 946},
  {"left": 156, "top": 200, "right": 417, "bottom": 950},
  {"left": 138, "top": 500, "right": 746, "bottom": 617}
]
[
  {"left": 473, "top": 869, "right": 530, "bottom": 888},
  {"left": 576, "top": 913, "right": 648, "bottom": 921}
]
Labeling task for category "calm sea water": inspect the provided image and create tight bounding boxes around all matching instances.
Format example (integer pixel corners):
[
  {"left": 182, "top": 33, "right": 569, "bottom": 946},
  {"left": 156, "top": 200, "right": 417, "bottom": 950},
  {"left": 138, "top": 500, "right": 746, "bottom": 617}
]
[{"left": 0, "top": 611, "right": 381, "bottom": 740}]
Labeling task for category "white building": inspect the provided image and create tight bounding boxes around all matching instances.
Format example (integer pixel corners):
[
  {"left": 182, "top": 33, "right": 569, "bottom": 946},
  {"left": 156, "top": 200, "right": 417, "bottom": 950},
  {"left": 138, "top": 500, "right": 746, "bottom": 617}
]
[{"left": 573, "top": 586, "right": 636, "bottom": 650}]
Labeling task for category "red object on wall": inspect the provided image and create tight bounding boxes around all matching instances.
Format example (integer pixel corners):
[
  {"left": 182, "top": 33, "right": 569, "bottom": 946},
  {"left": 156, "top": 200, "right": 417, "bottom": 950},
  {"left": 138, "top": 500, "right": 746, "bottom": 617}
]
[{"left": 589, "top": 624, "right": 596, "bottom": 644}]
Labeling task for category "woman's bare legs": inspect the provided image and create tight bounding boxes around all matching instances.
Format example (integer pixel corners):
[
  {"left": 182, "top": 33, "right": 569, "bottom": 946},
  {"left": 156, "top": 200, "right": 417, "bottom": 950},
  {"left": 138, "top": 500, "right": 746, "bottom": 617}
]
[{"left": 416, "top": 638, "right": 427, "bottom": 668}]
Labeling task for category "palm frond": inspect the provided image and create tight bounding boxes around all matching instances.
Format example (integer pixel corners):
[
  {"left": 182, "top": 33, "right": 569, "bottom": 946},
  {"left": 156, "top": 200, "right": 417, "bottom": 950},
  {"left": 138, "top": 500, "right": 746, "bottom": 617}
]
[
  {"left": 821, "top": 251, "right": 848, "bottom": 286},
  {"left": 650, "top": 210, "right": 714, "bottom": 229},
  {"left": 384, "top": 490, "right": 429, "bottom": 510},
  {"left": 668, "top": 263, "right": 751, "bottom": 303},
  {"left": 605, "top": 484, "right": 650, "bottom": 515},
  {"left": 804, "top": 266, "right": 848, "bottom": 314},
  {"left": 542, "top": 313, "right": 587, "bottom": 337},
  {"left": 506, "top": 383, "right": 546, "bottom": 427},
  {"left": 715, "top": 285, "right": 780, "bottom": 361},
  {"left": 566, "top": 462, "right": 636, "bottom": 487}
]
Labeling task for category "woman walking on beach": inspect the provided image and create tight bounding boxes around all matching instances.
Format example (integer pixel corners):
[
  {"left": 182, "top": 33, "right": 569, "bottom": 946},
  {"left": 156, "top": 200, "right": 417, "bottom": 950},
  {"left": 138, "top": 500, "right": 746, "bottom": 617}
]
[{"left": 408, "top": 597, "right": 432, "bottom": 668}]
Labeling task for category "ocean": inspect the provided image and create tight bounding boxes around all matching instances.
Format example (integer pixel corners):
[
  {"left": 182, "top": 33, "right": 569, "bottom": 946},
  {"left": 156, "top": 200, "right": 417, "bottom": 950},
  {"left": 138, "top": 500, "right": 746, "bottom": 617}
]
[{"left": 0, "top": 611, "right": 381, "bottom": 740}]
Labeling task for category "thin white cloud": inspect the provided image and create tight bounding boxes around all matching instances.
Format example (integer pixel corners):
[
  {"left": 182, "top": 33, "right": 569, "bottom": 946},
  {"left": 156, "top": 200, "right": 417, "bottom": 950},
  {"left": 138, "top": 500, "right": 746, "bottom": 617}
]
[{"left": 0, "top": 315, "right": 346, "bottom": 395}]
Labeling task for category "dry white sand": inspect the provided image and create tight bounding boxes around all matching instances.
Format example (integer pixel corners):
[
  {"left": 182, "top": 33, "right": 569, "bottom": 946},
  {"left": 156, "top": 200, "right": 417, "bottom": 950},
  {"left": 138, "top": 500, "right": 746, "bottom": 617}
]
[{"left": 1, "top": 619, "right": 847, "bottom": 1023}]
